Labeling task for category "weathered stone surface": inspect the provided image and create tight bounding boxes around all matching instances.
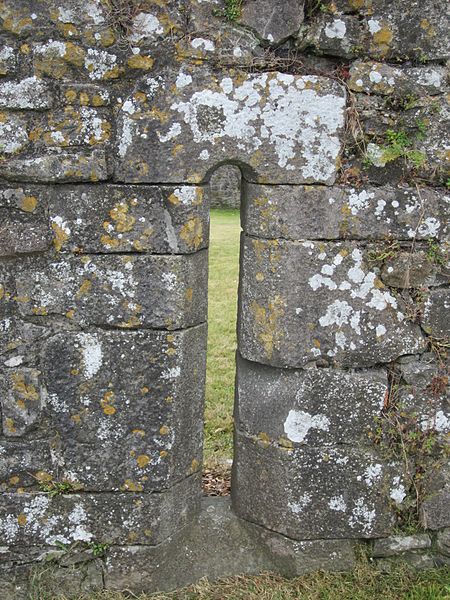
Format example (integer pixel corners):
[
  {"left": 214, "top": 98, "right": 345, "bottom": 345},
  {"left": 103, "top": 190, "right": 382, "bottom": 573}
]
[
  {"left": 0, "top": 440, "right": 55, "bottom": 492},
  {"left": 1, "top": 149, "right": 109, "bottom": 183},
  {"left": 209, "top": 165, "right": 241, "bottom": 209},
  {"left": 13, "top": 252, "right": 207, "bottom": 329},
  {"left": 398, "top": 354, "right": 449, "bottom": 438},
  {"left": 373, "top": 535, "right": 432, "bottom": 558},
  {"left": 235, "top": 354, "right": 386, "bottom": 445},
  {"left": 0, "top": 208, "right": 51, "bottom": 256},
  {"left": 115, "top": 66, "right": 346, "bottom": 185},
  {"left": 0, "top": 42, "right": 16, "bottom": 76},
  {"left": 349, "top": 62, "right": 446, "bottom": 96},
  {"left": 0, "top": 76, "right": 53, "bottom": 109},
  {"left": 38, "top": 325, "right": 206, "bottom": 491},
  {"left": 376, "top": 552, "right": 436, "bottom": 572},
  {"left": 233, "top": 430, "right": 403, "bottom": 540},
  {"left": 421, "top": 465, "right": 450, "bottom": 530},
  {"left": 238, "top": 236, "right": 425, "bottom": 368},
  {"left": 0, "top": 367, "right": 42, "bottom": 436},
  {"left": 244, "top": 184, "right": 450, "bottom": 242},
  {"left": 59, "top": 83, "right": 111, "bottom": 107},
  {"left": 422, "top": 290, "right": 450, "bottom": 338},
  {"left": 105, "top": 497, "right": 355, "bottom": 594},
  {"left": 0, "top": 113, "right": 29, "bottom": 155},
  {"left": 437, "top": 529, "right": 450, "bottom": 557},
  {"left": 380, "top": 252, "right": 437, "bottom": 288},
  {"left": 48, "top": 184, "right": 209, "bottom": 254},
  {"left": 299, "top": 0, "right": 450, "bottom": 61},
  {"left": 239, "top": 0, "right": 305, "bottom": 43},
  {"left": 0, "top": 475, "right": 200, "bottom": 547}
]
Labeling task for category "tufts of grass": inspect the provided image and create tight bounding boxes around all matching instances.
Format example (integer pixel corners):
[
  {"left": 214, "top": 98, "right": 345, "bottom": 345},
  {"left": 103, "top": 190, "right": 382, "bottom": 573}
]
[
  {"left": 204, "top": 209, "right": 241, "bottom": 468},
  {"left": 57, "top": 562, "right": 450, "bottom": 600}
]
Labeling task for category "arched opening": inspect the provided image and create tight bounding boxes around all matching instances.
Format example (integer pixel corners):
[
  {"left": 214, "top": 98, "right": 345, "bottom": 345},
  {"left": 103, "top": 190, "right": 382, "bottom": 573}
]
[{"left": 202, "top": 164, "right": 243, "bottom": 496}]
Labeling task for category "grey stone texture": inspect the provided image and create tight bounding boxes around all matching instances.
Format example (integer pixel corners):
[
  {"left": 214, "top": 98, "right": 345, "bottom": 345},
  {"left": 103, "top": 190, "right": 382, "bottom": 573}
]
[
  {"left": 105, "top": 497, "right": 356, "bottom": 595},
  {"left": 244, "top": 184, "right": 450, "bottom": 241},
  {"left": 209, "top": 165, "right": 241, "bottom": 209},
  {"left": 115, "top": 66, "right": 346, "bottom": 185},
  {"left": 232, "top": 430, "right": 404, "bottom": 540},
  {"left": 238, "top": 235, "right": 425, "bottom": 368},
  {"left": 372, "top": 535, "right": 432, "bottom": 558}
]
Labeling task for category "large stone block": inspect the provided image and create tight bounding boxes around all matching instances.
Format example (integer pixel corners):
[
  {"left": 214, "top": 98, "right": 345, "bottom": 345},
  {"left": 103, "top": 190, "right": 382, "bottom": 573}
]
[
  {"left": 244, "top": 184, "right": 450, "bottom": 242},
  {"left": 48, "top": 184, "right": 209, "bottom": 254},
  {"left": 105, "top": 497, "right": 355, "bottom": 594},
  {"left": 232, "top": 430, "right": 403, "bottom": 540},
  {"left": 422, "top": 290, "right": 450, "bottom": 339},
  {"left": 238, "top": 236, "right": 425, "bottom": 368},
  {"left": 0, "top": 474, "right": 200, "bottom": 547},
  {"left": 38, "top": 325, "right": 206, "bottom": 491},
  {"left": 235, "top": 354, "right": 386, "bottom": 445},
  {"left": 1, "top": 149, "right": 109, "bottom": 183},
  {"left": 115, "top": 66, "right": 346, "bottom": 185},
  {"left": 13, "top": 252, "right": 207, "bottom": 329}
]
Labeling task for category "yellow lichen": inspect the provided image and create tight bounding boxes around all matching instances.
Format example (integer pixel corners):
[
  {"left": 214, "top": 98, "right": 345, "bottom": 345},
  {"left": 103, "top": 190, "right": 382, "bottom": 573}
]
[
  {"left": 20, "top": 196, "right": 38, "bottom": 213},
  {"left": 12, "top": 373, "right": 39, "bottom": 401},
  {"left": 250, "top": 295, "right": 286, "bottom": 360},
  {"left": 136, "top": 454, "right": 150, "bottom": 468},
  {"left": 127, "top": 55, "right": 154, "bottom": 70},
  {"left": 159, "top": 425, "right": 170, "bottom": 436},
  {"left": 180, "top": 217, "right": 203, "bottom": 250},
  {"left": 76, "top": 279, "right": 92, "bottom": 298},
  {"left": 51, "top": 221, "right": 70, "bottom": 251},
  {"left": 17, "top": 513, "right": 27, "bottom": 527}
]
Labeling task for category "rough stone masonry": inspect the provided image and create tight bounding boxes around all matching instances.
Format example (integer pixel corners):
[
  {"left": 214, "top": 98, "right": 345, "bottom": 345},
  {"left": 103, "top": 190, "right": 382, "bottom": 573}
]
[{"left": 0, "top": 0, "right": 449, "bottom": 596}]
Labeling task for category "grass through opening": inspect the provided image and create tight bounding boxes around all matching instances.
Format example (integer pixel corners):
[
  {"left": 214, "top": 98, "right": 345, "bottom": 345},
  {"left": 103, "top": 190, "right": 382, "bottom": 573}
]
[{"left": 204, "top": 209, "right": 241, "bottom": 477}]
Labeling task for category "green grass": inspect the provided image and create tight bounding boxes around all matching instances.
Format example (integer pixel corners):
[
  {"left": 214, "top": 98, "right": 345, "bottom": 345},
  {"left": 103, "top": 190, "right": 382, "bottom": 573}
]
[
  {"left": 62, "top": 562, "right": 450, "bottom": 600},
  {"left": 204, "top": 209, "right": 241, "bottom": 468}
]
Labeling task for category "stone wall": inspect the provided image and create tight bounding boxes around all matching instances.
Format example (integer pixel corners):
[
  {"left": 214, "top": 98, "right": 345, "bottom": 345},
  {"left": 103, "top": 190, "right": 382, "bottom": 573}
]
[{"left": 0, "top": 0, "right": 449, "bottom": 596}]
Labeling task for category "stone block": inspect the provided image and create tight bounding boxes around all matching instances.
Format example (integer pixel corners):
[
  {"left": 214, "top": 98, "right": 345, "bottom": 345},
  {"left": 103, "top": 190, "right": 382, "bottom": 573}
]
[
  {"left": 0, "top": 367, "right": 42, "bottom": 436},
  {"left": 437, "top": 529, "right": 450, "bottom": 557},
  {"left": 0, "top": 43, "right": 16, "bottom": 76},
  {"left": 59, "top": 84, "right": 111, "bottom": 107},
  {"left": 115, "top": 66, "right": 346, "bottom": 185},
  {"left": 39, "top": 325, "right": 206, "bottom": 491},
  {"left": 105, "top": 497, "right": 355, "bottom": 594},
  {"left": 0, "top": 474, "right": 200, "bottom": 547},
  {"left": 13, "top": 252, "right": 207, "bottom": 329},
  {"left": 244, "top": 184, "right": 450, "bottom": 242},
  {"left": 209, "top": 165, "right": 241, "bottom": 209},
  {"left": 349, "top": 62, "right": 446, "bottom": 96},
  {"left": 298, "top": 14, "right": 363, "bottom": 59},
  {"left": 48, "top": 184, "right": 209, "bottom": 254},
  {"left": 0, "top": 113, "right": 29, "bottom": 155},
  {"left": 380, "top": 252, "right": 437, "bottom": 289},
  {"left": 239, "top": 0, "right": 305, "bottom": 44},
  {"left": 422, "top": 290, "right": 450, "bottom": 338},
  {"left": 0, "top": 76, "right": 53, "bottom": 109},
  {"left": 232, "top": 430, "right": 402, "bottom": 540},
  {"left": 238, "top": 236, "right": 425, "bottom": 368},
  {"left": 373, "top": 534, "right": 431, "bottom": 558},
  {"left": 235, "top": 354, "right": 386, "bottom": 445},
  {"left": 0, "top": 208, "right": 51, "bottom": 257},
  {"left": 1, "top": 149, "right": 109, "bottom": 183},
  {"left": 0, "top": 440, "right": 55, "bottom": 492}
]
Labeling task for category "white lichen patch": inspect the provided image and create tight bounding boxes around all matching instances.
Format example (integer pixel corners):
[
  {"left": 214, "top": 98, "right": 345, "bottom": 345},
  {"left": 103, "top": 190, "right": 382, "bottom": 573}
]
[
  {"left": 77, "top": 333, "right": 103, "bottom": 379},
  {"left": 118, "top": 71, "right": 345, "bottom": 183},
  {"left": 325, "top": 19, "right": 346, "bottom": 39},
  {"left": 288, "top": 493, "right": 312, "bottom": 514},
  {"left": 0, "top": 76, "right": 52, "bottom": 109},
  {"left": 284, "top": 409, "right": 330, "bottom": 443},
  {"left": 328, "top": 495, "right": 347, "bottom": 512},
  {"left": 348, "top": 497, "right": 376, "bottom": 534},
  {"left": 130, "top": 12, "right": 164, "bottom": 43},
  {"left": 0, "top": 115, "right": 29, "bottom": 154},
  {"left": 84, "top": 49, "right": 118, "bottom": 81},
  {"left": 390, "top": 476, "right": 406, "bottom": 504}
]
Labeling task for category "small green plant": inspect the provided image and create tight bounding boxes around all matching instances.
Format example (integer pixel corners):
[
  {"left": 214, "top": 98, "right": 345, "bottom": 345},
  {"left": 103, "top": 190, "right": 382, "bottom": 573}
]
[
  {"left": 213, "top": 0, "right": 243, "bottom": 22},
  {"left": 369, "top": 367, "right": 449, "bottom": 532},
  {"left": 427, "top": 239, "right": 448, "bottom": 266},
  {"left": 39, "top": 480, "right": 76, "bottom": 497},
  {"left": 305, "top": 0, "right": 332, "bottom": 17},
  {"left": 89, "top": 541, "right": 109, "bottom": 557},
  {"left": 365, "top": 123, "right": 428, "bottom": 171},
  {"left": 367, "top": 240, "right": 400, "bottom": 265}
]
